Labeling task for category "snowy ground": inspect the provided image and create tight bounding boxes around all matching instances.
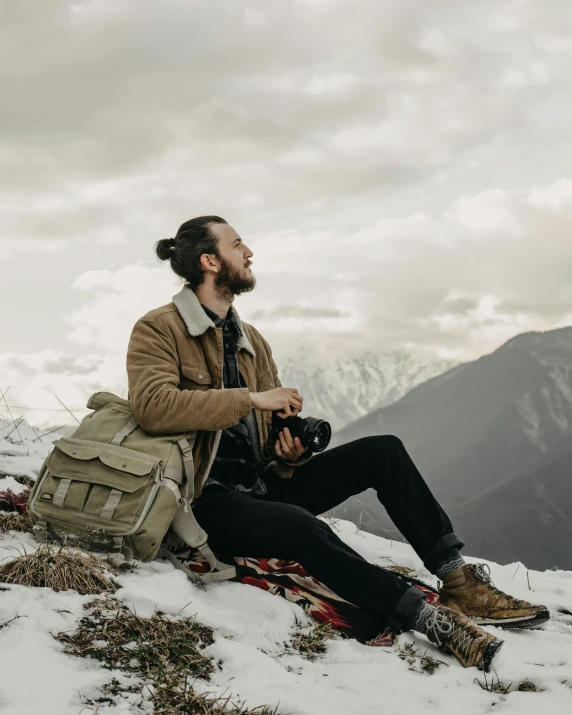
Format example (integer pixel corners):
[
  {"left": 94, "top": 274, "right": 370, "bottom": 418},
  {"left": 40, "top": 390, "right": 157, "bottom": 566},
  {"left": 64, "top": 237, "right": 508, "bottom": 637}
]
[
  {"left": 1, "top": 432, "right": 572, "bottom": 714},
  {"left": 0, "top": 416, "right": 64, "bottom": 480}
]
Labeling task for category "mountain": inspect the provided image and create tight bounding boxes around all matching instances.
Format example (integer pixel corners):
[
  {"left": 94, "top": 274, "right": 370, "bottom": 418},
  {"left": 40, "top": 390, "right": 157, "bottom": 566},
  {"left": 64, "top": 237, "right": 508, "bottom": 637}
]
[
  {"left": 333, "top": 326, "right": 572, "bottom": 501},
  {"left": 329, "top": 326, "right": 572, "bottom": 567},
  {"left": 457, "top": 432, "right": 572, "bottom": 570},
  {"left": 279, "top": 343, "right": 455, "bottom": 431}
]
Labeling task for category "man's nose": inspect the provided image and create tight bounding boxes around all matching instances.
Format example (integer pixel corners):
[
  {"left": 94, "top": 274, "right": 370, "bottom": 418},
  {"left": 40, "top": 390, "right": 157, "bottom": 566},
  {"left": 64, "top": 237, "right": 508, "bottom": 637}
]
[{"left": 245, "top": 245, "right": 253, "bottom": 259}]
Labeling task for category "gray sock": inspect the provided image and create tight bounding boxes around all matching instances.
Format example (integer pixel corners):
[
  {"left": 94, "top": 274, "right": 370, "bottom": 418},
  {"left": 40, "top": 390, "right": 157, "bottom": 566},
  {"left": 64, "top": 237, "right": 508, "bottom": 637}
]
[
  {"left": 411, "top": 599, "right": 438, "bottom": 635},
  {"left": 434, "top": 549, "right": 465, "bottom": 580}
]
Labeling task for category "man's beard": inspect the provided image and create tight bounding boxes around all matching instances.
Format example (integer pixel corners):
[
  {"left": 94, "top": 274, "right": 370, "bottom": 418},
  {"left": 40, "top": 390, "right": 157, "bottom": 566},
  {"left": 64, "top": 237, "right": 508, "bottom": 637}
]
[{"left": 214, "top": 255, "right": 256, "bottom": 298}]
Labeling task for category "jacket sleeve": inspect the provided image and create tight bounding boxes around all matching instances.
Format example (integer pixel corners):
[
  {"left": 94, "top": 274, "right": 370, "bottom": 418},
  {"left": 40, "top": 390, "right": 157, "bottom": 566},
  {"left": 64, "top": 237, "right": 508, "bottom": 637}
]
[
  {"left": 127, "top": 318, "right": 251, "bottom": 434},
  {"left": 259, "top": 335, "right": 313, "bottom": 473}
]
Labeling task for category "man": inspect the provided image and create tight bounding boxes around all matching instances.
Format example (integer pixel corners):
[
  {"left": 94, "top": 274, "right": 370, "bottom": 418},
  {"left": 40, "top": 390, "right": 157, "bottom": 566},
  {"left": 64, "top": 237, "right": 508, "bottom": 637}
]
[{"left": 127, "top": 215, "right": 549, "bottom": 673}]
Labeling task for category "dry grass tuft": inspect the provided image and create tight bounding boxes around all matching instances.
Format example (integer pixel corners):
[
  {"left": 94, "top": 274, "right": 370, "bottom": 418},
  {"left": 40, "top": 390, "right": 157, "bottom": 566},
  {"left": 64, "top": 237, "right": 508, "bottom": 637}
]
[
  {"left": 475, "top": 669, "right": 544, "bottom": 694},
  {"left": 0, "top": 542, "right": 116, "bottom": 595},
  {"left": 58, "top": 598, "right": 215, "bottom": 681},
  {"left": 398, "top": 642, "right": 449, "bottom": 675},
  {"left": 58, "top": 598, "right": 280, "bottom": 714},
  {"left": 0, "top": 511, "right": 33, "bottom": 534},
  {"left": 286, "top": 619, "right": 339, "bottom": 661}
]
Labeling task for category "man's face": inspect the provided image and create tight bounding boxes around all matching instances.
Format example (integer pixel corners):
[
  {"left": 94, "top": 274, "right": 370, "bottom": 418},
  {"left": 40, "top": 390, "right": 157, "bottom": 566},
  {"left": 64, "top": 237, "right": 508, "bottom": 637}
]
[{"left": 209, "top": 223, "right": 255, "bottom": 296}]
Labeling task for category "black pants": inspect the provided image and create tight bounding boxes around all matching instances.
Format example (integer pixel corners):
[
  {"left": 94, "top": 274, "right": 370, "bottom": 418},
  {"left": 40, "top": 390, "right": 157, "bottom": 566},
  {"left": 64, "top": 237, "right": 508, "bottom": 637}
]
[{"left": 194, "top": 435, "right": 464, "bottom": 631}]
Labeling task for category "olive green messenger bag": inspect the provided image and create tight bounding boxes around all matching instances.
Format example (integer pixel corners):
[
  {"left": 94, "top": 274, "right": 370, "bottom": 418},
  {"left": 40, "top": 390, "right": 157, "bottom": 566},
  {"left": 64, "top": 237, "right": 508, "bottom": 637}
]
[{"left": 28, "top": 391, "right": 235, "bottom": 583}]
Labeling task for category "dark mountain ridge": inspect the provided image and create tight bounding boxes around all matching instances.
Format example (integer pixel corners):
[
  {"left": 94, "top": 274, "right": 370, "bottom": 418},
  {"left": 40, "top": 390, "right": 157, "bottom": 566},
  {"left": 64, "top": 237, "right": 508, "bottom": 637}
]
[
  {"left": 457, "top": 431, "right": 572, "bottom": 570},
  {"left": 329, "top": 326, "right": 572, "bottom": 568}
]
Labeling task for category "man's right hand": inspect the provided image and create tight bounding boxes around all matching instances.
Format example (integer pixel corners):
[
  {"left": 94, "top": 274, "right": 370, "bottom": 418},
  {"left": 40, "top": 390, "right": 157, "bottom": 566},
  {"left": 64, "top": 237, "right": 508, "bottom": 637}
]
[{"left": 249, "top": 387, "right": 303, "bottom": 417}]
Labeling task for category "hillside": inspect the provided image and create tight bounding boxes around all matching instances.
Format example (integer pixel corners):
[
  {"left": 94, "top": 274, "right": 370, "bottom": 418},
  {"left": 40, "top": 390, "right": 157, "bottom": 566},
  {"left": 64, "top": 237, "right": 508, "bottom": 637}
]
[
  {"left": 1, "top": 431, "right": 572, "bottom": 713},
  {"left": 329, "top": 327, "right": 572, "bottom": 568},
  {"left": 334, "top": 326, "right": 572, "bottom": 502},
  {"left": 457, "top": 432, "right": 572, "bottom": 571}
]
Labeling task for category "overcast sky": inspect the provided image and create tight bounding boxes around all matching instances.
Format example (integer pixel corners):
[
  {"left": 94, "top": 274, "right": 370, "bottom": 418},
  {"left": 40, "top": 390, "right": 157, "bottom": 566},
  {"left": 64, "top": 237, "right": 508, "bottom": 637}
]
[{"left": 2, "top": 0, "right": 572, "bottom": 426}]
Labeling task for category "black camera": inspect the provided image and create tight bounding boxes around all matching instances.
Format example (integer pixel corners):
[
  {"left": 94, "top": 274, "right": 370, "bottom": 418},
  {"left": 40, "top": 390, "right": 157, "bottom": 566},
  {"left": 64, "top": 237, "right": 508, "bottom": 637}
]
[{"left": 271, "top": 411, "right": 332, "bottom": 454}]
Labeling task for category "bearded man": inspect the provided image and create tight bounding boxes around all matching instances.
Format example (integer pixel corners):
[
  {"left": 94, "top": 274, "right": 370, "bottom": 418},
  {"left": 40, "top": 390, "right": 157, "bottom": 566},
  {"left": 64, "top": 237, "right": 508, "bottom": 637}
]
[{"left": 126, "top": 215, "right": 549, "bottom": 672}]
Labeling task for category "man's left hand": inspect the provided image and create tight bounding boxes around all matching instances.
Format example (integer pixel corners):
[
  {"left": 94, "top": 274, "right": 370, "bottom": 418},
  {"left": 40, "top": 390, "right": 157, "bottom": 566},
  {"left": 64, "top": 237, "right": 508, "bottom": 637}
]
[{"left": 275, "top": 427, "right": 306, "bottom": 462}]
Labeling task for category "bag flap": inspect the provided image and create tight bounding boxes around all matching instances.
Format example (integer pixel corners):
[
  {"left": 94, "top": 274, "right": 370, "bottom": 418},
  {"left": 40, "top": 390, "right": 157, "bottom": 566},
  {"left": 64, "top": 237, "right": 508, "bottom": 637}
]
[
  {"left": 98, "top": 449, "right": 154, "bottom": 476},
  {"left": 87, "top": 391, "right": 132, "bottom": 411},
  {"left": 48, "top": 438, "right": 160, "bottom": 492},
  {"left": 53, "top": 440, "right": 101, "bottom": 461}
]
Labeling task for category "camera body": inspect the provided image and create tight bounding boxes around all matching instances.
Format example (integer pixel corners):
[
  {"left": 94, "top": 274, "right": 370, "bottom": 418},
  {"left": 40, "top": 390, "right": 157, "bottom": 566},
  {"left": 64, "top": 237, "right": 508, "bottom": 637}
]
[{"left": 270, "top": 411, "right": 332, "bottom": 454}]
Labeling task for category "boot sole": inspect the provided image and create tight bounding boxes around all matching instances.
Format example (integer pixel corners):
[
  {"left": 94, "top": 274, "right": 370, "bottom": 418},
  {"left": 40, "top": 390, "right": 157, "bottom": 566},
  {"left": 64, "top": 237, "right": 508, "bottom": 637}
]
[
  {"left": 480, "top": 638, "right": 504, "bottom": 673},
  {"left": 472, "top": 609, "right": 550, "bottom": 630}
]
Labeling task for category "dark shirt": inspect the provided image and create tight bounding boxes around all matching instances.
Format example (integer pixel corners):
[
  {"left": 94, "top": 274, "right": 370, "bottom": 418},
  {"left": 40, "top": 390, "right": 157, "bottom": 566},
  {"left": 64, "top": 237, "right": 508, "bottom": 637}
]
[{"left": 200, "top": 303, "right": 266, "bottom": 494}]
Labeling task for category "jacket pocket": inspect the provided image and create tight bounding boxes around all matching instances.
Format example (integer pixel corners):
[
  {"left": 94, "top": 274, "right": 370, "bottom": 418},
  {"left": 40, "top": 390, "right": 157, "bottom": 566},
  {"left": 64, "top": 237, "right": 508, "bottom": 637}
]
[
  {"left": 257, "top": 369, "right": 276, "bottom": 392},
  {"left": 181, "top": 364, "right": 214, "bottom": 390}
]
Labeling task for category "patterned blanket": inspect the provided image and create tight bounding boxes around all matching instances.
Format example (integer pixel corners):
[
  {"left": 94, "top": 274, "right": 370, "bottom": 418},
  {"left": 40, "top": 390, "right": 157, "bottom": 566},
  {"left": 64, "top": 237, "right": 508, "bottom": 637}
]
[
  {"left": 165, "top": 541, "right": 440, "bottom": 646},
  {"left": 0, "top": 486, "right": 30, "bottom": 513}
]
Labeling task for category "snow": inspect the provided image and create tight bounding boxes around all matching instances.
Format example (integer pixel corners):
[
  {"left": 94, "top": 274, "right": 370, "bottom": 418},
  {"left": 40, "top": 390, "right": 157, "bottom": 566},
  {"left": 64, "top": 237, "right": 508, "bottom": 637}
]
[
  {"left": 279, "top": 347, "right": 456, "bottom": 432},
  {"left": 0, "top": 452, "right": 571, "bottom": 713},
  {"left": 0, "top": 417, "right": 64, "bottom": 479}
]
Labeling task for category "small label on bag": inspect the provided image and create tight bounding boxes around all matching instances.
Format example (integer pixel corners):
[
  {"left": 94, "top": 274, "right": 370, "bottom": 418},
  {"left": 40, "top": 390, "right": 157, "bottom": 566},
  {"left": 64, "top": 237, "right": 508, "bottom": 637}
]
[{"left": 41, "top": 493, "right": 53, "bottom": 501}]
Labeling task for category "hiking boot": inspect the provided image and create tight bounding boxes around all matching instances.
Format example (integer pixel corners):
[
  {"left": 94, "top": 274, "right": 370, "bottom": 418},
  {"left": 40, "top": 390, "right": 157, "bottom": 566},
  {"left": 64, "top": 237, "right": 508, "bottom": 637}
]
[
  {"left": 439, "top": 563, "right": 550, "bottom": 630},
  {"left": 424, "top": 605, "right": 503, "bottom": 672}
]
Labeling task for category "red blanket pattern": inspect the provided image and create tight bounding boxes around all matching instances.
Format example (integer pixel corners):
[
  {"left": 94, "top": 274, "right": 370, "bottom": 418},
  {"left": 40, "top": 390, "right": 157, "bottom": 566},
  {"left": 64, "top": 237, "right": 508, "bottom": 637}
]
[{"left": 165, "top": 541, "right": 440, "bottom": 646}]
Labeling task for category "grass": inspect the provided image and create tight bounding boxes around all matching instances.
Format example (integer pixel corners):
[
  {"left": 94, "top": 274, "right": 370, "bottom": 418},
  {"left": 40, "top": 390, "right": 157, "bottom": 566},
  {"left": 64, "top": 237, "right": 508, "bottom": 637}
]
[
  {"left": 57, "top": 598, "right": 282, "bottom": 714},
  {"left": 475, "top": 668, "right": 544, "bottom": 693},
  {"left": 398, "top": 642, "right": 449, "bottom": 675},
  {"left": 0, "top": 541, "right": 116, "bottom": 594},
  {"left": 285, "top": 618, "right": 339, "bottom": 661},
  {"left": 0, "top": 511, "right": 33, "bottom": 534}
]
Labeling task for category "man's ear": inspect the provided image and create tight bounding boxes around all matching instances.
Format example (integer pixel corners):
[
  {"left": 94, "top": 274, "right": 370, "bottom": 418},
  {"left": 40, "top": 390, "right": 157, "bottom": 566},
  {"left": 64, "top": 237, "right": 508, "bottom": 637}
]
[{"left": 200, "top": 253, "right": 220, "bottom": 274}]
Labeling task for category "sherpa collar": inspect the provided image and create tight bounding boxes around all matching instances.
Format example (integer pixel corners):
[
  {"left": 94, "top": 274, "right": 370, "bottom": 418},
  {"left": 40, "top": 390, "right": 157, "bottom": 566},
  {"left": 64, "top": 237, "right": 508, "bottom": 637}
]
[{"left": 172, "top": 286, "right": 256, "bottom": 357}]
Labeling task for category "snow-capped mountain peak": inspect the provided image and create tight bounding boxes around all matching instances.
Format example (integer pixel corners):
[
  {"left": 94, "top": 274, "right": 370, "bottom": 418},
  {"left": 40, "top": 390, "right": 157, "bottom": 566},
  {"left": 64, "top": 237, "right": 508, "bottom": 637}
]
[{"left": 278, "top": 344, "right": 456, "bottom": 431}]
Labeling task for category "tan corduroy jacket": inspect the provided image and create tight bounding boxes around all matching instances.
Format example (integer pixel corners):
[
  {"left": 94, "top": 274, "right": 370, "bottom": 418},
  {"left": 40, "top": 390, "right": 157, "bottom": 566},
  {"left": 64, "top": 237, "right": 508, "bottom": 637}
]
[{"left": 126, "top": 286, "right": 312, "bottom": 500}]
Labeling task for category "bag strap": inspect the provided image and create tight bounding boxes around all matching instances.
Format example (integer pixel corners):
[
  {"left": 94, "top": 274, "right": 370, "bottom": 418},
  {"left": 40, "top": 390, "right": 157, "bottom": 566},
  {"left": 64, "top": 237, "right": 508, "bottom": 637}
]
[
  {"left": 169, "top": 469, "right": 236, "bottom": 583},
  {"left": 111, "top": 416, "right": 139, "bottom": 446},
  {"left": 158, "top": 547, "right": 236, "bottom": 583},
  {"left": 107, "top": 417, "right": 233, "bottom": 581},
  {"left": 176, "top": 437, "right": 195, "bottom": 484},
  {"left": 107, "top": 537, "right": 133, "bottom": 567},
  {"left": 52, "top": 479, "right": 72, "bottom": 507}
]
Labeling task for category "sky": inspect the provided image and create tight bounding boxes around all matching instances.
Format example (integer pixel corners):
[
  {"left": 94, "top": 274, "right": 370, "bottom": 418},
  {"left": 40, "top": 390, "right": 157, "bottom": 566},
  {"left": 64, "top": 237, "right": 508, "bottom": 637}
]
[{"left": 1, "top": 0, "right": 572, "bottom": 426}]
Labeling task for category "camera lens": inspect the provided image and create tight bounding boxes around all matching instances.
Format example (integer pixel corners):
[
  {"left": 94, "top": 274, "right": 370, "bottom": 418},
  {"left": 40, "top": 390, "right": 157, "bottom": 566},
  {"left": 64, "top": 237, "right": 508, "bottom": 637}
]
[{"left": 308, "top": 419, "right": 331, "bottom": 452}]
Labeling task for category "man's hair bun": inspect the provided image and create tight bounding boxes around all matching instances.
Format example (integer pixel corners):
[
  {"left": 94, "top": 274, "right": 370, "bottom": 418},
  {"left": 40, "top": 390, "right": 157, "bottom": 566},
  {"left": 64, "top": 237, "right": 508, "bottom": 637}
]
[
  {"left": 155, "top": 237, "right": 176, "bottom": 261},
  {"left": 153, "top": 216, "right": 227, "bottom": 288}
]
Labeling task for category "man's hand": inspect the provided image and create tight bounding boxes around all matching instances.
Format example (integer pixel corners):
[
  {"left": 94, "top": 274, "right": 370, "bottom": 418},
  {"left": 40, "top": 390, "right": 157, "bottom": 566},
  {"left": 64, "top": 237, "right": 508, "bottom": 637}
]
[
  {"left": 275, "top": 426, "right": 307, "bottom": 462},
  {"left": 249, "top": 387, "right": 303, "bottom": 417}
]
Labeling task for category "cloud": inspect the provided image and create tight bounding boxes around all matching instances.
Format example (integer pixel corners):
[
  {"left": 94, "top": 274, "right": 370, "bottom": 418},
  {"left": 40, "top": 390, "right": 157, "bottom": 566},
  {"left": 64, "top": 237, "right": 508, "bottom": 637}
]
[
  {"left": 2, "top": 0, "right": 570, "bottom": 242},
  {"left": 58, "top": 178, "right": 572, "bottom": 370},
  {"left": 0, "top": 350, "right": 111, "bottom": 428},
  {"left": 3, "top": 0, "right": 572, "bottom": 419},
  {"left": 238, "top": 177, "right": 572, "bottom": 360},
  {"left": 250, "top": 306, "right": 351, "bottom": 320},
  {"left": 0, "top": 238, "right": 65, "bottom": 259},
  {"left": 0, "top": 351, "right": 103, "bottom": 377},
  {"left": 3, "top": 174, "right": 572, "bottom": 424},
  {"left": 67, "top": 262, "right": 181, "bottom": 352}
]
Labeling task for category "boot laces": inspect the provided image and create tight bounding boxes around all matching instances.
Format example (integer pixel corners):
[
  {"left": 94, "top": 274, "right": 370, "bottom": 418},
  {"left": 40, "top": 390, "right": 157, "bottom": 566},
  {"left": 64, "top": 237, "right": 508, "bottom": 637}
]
[
  {"left": 471, "top": 563, "right": 523, "bottom": 604},
  {"left": 426, "top": 608, "right": 473, "bottom": 657},
  {"left": 471, "top": 563, "right": 492, "bottom": 585}
]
